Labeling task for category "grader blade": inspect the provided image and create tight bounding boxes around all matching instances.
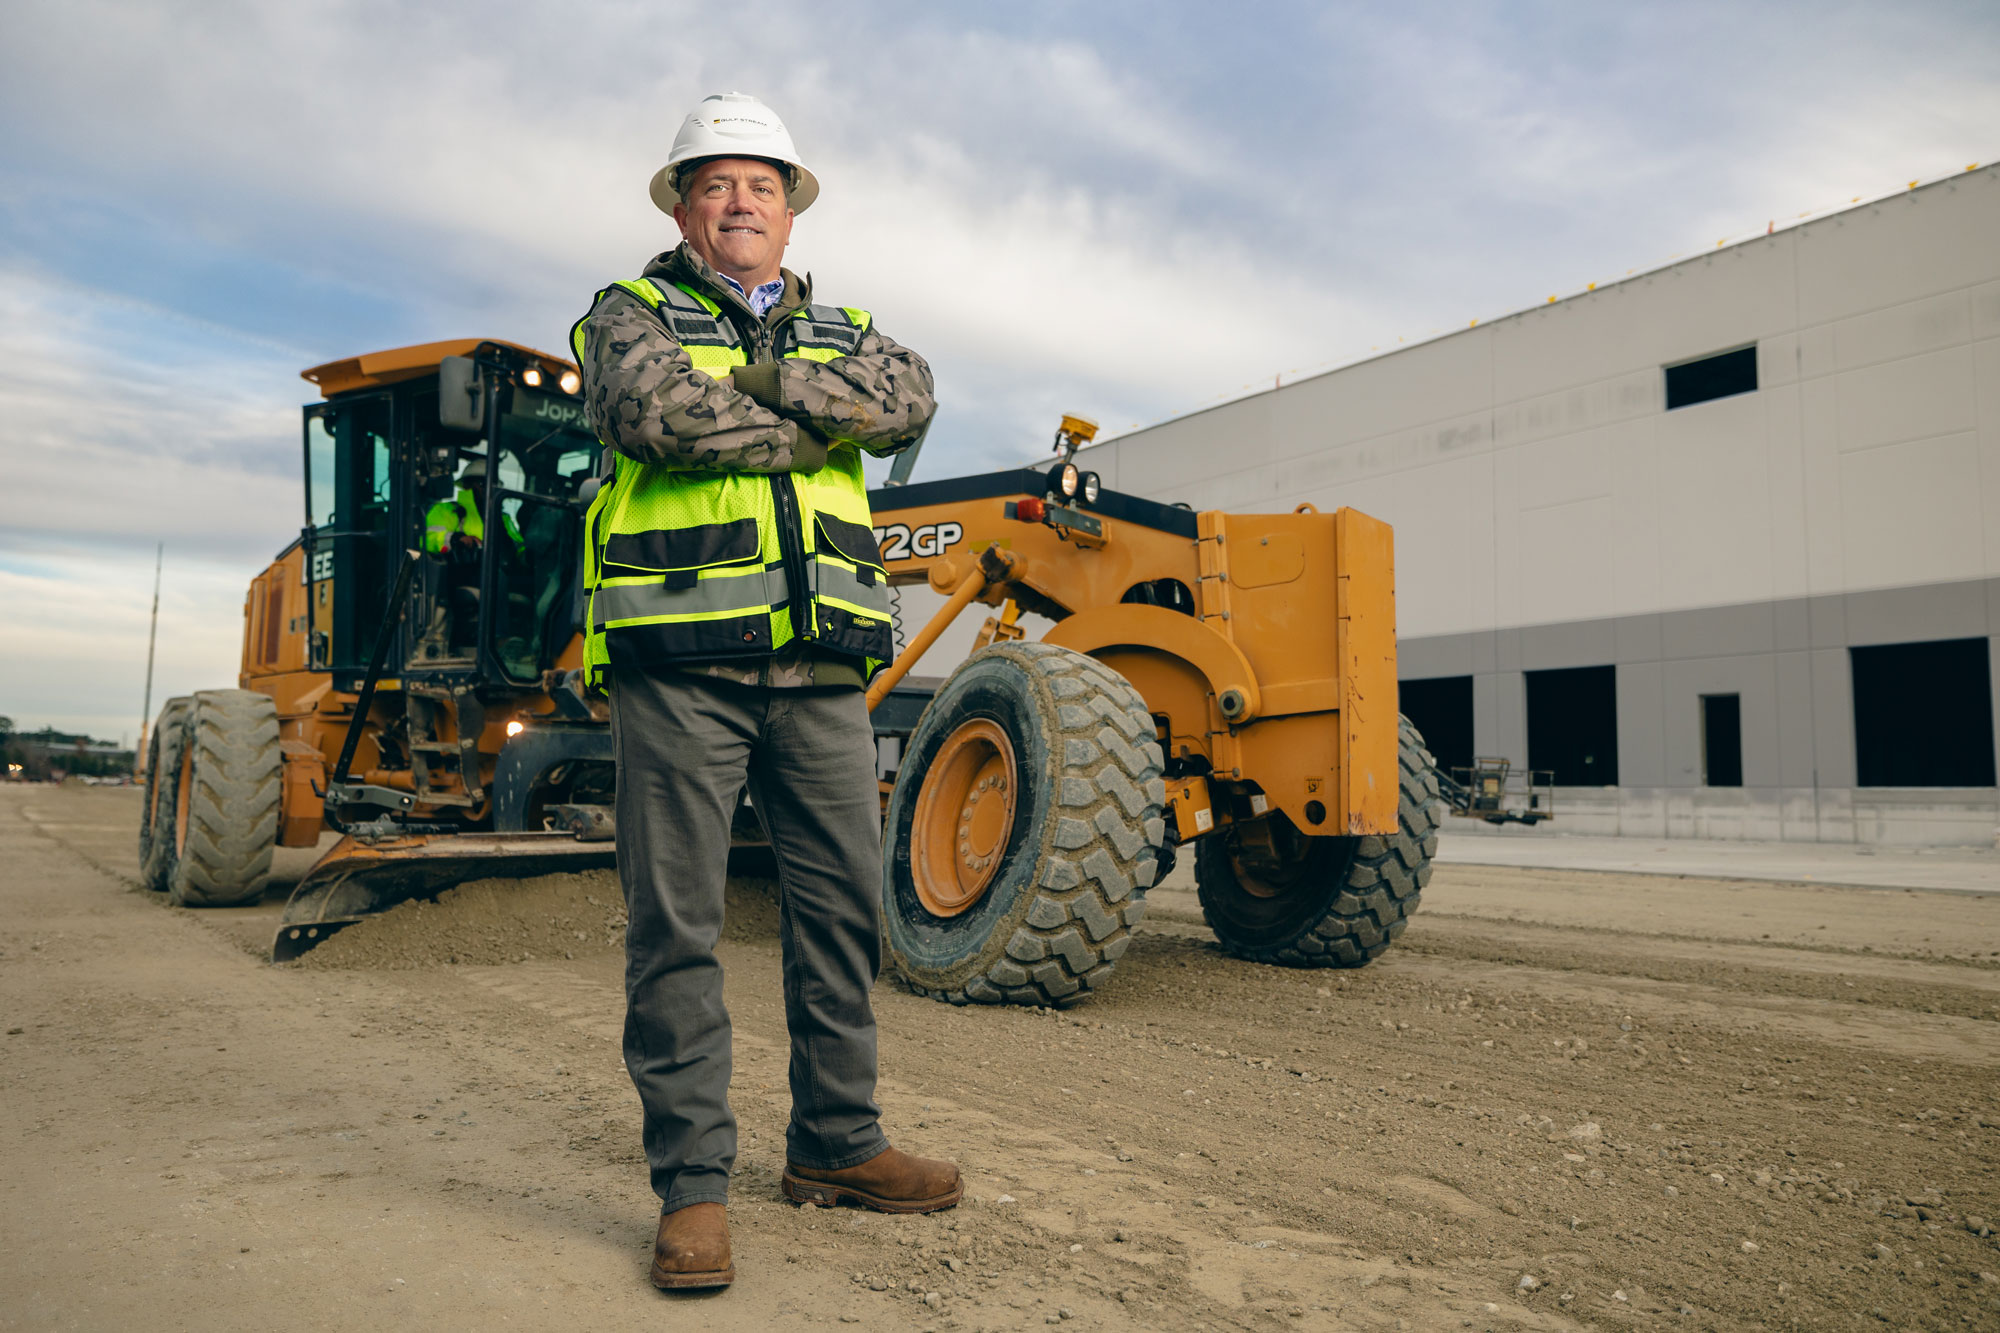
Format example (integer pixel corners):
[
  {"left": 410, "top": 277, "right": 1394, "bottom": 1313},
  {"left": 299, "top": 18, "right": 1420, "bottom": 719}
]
[{"left": 271, "top": 832, "right": 617, "bottom": 962}]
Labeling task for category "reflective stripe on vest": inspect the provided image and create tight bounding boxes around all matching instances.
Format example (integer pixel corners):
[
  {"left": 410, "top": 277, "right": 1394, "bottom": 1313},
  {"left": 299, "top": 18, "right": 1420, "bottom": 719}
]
[{"left": 573, "top": 276, "right": 891, "bottom": 686}]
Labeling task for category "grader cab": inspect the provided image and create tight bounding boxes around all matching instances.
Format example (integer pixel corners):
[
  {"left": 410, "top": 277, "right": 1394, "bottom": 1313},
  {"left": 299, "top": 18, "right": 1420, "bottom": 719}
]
[{"left": 139, "top": 344, "right": 1442, "bottom": 1004}]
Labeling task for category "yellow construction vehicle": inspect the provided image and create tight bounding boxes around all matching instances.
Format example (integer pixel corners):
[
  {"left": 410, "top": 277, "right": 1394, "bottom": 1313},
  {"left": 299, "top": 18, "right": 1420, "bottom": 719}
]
[{"left": 140, "top": 346, "right": 1443, "bottom": 1006}]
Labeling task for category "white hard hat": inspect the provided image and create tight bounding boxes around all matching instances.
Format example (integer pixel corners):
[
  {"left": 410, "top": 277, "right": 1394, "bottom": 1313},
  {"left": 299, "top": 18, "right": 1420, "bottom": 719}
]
[{"left": 649, "top": 92, "right": 820, "bottom": 215}]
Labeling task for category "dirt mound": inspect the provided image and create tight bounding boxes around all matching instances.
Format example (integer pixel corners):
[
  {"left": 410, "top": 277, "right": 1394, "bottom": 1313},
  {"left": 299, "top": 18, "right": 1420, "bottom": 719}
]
[{"left": 295, "top": 869, "right": 783, "bottom": 970}]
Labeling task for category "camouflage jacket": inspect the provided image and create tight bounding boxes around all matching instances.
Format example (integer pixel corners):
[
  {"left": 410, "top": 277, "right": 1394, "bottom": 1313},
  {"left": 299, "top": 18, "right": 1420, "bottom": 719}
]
[{"left": 576, "top": 242, "right": 935, "bottom": 688}]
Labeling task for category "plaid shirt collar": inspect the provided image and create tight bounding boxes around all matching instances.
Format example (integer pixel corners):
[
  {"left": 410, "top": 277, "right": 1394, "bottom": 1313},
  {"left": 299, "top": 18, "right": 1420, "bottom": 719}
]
[{"left": 719, "top": 273, "right": 786, "bottom": 317}]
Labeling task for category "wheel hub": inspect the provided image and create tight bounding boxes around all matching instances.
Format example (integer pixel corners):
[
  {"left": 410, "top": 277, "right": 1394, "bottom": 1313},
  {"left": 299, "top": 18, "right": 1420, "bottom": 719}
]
[
  {"left": 1228, "top": 815, "right": 1309, "bottom": 899},
  {"left": 912, "top": 718, "right": 1018, "bottom": 917},
  {"left": 174, "top": 739, "right": 194, "bottom": 858}
]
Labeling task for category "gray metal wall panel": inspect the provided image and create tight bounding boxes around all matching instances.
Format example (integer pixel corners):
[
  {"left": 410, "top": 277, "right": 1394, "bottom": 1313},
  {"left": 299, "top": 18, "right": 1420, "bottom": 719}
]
[
  {"left": 1808, "top": 647, "right": 1857, "bottom": 788},
  {"left": 1660, "top": 601, "right": 1777, "bottom": 660},
  {"left": 1520, "top": 618, "right": 1617, "bottom": 671},
  {"left": 1809, "top": 594, "right": 1846, "bottom": 648},
  {"left": 1399, "top": 633, "right": 1475, "bottom": 680},
  {"left": 1773, "top": 598, "right": 1810, "bottom": 652},
  {"left": 1616, "top": 614, "right": 1663, "bottom": 664},
  {"left": 1774, "top": 651, "right": 1819, "bottom": 787},
  {"left": 1844, "top": 579, "right": 1991, "bottom": 646},
  {"left": 1485, "top": 671, "right": 1528, "bottom": 767},
  {"left": 1616, "top": 661, "right": 1667, "bottom": 786},
  {"left": 1471, "top": 631, "right": 1499, "bottom": 674},
  {"left": 1472, "top": 671, "right": 1503, "bottom": 756}
]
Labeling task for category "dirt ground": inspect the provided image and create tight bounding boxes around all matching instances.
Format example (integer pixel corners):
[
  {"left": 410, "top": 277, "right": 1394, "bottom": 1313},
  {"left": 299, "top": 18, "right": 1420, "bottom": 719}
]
[{"left": 3, "top": 784, "right": 1997, "bottom": 1332}]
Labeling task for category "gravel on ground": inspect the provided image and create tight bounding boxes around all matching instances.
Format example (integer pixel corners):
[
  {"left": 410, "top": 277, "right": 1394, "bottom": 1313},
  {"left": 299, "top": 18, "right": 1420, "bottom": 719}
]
[{"left": 4, "top": 783, "right": 1996, "bottom": 1331}]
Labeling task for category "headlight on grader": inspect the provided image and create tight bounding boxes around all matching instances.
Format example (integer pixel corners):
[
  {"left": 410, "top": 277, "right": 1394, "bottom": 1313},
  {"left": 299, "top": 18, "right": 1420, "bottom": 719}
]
[
  {"left": 521, "top": 366, "right": 543, "bottom": 388},
  {"left": 559, "top": 370, "right": 581, "bottom": 395},
  {"left": 1049, "top": 461, "right": 1080, "bottom": 499}
]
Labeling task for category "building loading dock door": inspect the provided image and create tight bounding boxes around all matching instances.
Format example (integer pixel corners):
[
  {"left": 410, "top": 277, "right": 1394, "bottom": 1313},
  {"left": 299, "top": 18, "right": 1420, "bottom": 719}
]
[
  {"left": 1399, "top": 675, "right": 1474, "bottom": 777},
  {"left": 1526, "top": 665, "right": 1619, "bottom": 787},
  {"left": 1851, "top": 638, "right": 1997, "bottom": 788}
]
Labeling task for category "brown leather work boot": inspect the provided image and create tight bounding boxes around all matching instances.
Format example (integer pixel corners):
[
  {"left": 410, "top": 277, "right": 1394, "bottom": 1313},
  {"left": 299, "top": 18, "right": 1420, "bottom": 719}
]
[
  {"left": 650, "top": 1202, "right": 733, "bottom": 1289},
  {"left": 782, "top": 1145, "right": 962, "bottom": 1213}
]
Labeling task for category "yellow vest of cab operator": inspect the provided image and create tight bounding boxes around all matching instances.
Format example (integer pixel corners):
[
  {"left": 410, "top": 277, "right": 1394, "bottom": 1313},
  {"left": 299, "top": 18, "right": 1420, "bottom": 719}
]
[{"left": 571, "top": 277, "right": 893, "bottom": 689}]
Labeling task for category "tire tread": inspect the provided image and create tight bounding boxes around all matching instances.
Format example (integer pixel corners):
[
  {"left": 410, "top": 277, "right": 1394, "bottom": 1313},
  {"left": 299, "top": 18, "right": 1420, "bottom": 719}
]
[
  {"left": 166, "top": 689, "right": 282, "bottom": 908},
  {"left": 1198, "top": 715, "right": 1442, "bottom": 969},
  {"left": 890, "top": 643, "right": 1166, "bottom": 1009}
]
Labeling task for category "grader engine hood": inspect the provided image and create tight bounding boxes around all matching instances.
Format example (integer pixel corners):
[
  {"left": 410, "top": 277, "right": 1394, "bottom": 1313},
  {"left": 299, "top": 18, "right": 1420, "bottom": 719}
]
[{"left": 865, "top": 470, "right": 1401, "bottom": 841}]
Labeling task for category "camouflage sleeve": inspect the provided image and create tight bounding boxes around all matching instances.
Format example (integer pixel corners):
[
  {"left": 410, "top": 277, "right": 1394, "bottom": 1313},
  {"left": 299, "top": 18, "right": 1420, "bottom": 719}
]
[
  {"left": 577, "top": 289, "right": 827, "bottom": 474},
  {"left": 762, "top": 324, "right": 937, "bottom": 457}
]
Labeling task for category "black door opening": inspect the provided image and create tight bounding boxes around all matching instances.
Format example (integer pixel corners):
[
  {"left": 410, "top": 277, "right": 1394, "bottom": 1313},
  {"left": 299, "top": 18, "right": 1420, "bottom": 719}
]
[
  {"left": 1526, "top": 665, "right": 1620, "bottom": 786},
  {"left": 1700, "top": 693, "right": 1743, "bottom": 787},
  {"left": 1399, "top": 675, "right": 1474, "bottom": 778},
  {"left": 1851, "top": 638, "right": 1996, "bottom": 787}
]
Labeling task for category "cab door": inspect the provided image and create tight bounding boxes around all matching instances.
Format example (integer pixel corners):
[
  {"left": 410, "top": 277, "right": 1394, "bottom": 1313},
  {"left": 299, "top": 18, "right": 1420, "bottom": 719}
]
[{"left": 302, "top": 394, "right": 395, "bottom": 683}]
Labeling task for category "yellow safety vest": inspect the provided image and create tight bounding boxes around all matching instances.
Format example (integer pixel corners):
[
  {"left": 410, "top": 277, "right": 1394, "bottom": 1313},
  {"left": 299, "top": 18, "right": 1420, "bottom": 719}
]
[
  {"left": 571, "top": 277, "right": 893, "bottom": 688},
  {"left": 425, "top": 487, "right": 524, "bottom": 557}
]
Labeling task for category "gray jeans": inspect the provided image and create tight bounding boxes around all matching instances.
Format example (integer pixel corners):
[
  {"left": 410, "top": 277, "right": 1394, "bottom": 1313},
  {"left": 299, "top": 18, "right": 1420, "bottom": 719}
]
[{"left": 610, "top": 667, "right": 889, "bottom": 1213}]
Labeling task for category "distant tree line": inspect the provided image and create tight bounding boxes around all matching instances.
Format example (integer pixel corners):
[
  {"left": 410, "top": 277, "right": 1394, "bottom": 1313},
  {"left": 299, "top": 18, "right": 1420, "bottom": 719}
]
[{"left": 0, "top": 717, "right": 136, "bottom": 780}]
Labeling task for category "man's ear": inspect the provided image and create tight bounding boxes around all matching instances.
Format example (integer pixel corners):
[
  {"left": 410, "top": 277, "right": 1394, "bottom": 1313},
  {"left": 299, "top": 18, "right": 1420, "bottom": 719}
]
[{"left": 672, "top": 202, "right": 690, "bottom": 235}]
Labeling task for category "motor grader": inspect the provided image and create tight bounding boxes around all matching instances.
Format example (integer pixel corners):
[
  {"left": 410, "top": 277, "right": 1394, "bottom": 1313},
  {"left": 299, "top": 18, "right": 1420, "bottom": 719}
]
[{"left": 139, "top": 341, "right": 1442, "bottom": 1006}]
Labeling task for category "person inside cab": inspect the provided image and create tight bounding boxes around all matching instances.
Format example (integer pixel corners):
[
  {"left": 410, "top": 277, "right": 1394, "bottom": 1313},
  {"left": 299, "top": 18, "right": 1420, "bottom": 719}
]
[
  {"left": 420, "top": 455, "right": 524, "bottom": 657},
  {"left": 423, "top": 455, "right": 523, "bottom": 561}
]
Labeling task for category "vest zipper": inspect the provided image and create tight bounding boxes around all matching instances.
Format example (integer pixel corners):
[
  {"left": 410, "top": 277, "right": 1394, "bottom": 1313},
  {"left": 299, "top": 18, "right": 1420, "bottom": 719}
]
[
  {"left": 771, "top": 472, "right": 813, "bottom": 642},
  {"left": 745, "top": 316, "right": 815, "bottom": 644}
]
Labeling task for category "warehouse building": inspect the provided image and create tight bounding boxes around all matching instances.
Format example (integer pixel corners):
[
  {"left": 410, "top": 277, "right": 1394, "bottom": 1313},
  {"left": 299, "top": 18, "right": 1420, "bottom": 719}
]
[{"left": 1072, "top": 166, "right": 2000, "bottom": 846}]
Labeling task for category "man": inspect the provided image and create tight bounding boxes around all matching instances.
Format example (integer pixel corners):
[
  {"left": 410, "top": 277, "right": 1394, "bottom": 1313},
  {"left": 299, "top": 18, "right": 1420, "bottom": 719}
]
[
  {"left": 423, "top": 456, "right": 525, "bottom": 560},
  {"left": 418, "top": 454, "right": 524, "bottom": 652},
  {"left": 572, "top": 93, "right": 958, "bottom": 1292},
  {"left": 420, "top": 456, "right": 523, "bottom": 654}
]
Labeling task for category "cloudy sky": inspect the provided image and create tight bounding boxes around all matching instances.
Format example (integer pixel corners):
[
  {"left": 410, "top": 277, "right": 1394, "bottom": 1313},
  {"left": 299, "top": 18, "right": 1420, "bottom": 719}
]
[{"left": 2, "top": 0, "right": 1995, "bottom": 740}]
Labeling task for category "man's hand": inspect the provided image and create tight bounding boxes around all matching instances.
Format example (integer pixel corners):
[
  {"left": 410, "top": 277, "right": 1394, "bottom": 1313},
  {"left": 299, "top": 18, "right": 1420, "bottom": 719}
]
[
  {"left": 725, "top": 367, "right": 837, "bottom": 473},
  {"left": 727, "top": 362, "right": 785, "bottom": 413},
  {"left": 450, "top": 531, "right": 483, "bottom": 564}
]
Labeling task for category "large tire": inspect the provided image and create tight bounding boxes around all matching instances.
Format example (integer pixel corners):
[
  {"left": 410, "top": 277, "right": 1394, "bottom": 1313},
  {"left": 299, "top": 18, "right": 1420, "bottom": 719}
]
[
  {"left": 165, "top": 689, "right": 282, "bottom": 908},
  {"left": 1196, "top": 715, "right": 1441, "bottom": 967},
  {"left": 137, "top": 696, "right": 194, "bottom": 891},
  {"left": 882, "top": 642, "right": 1167, "bottom": 1007}
]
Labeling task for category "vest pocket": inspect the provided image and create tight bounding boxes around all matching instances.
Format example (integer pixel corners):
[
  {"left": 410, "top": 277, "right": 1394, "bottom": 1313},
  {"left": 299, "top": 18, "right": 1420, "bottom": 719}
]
[
  {"left": 809, "top": 510, "right": 894, "bottom": 667},
  {"left": 812, "top": 513, "right": 887, "bottom": 587},
  {"left": 602, "top": 518, "right": 760, "bottom": 588}
]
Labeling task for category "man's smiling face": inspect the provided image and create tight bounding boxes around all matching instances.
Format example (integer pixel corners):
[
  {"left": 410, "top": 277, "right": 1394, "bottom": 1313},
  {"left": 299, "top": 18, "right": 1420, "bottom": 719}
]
[{"left": 672, "top": 157, "right": 794, "bottom": 289}]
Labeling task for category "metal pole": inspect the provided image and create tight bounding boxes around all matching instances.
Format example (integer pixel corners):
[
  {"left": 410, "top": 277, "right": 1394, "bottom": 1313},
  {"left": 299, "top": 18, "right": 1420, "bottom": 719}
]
[{"left": 138, "top": 543, "right": 162, "bottom": 770}]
